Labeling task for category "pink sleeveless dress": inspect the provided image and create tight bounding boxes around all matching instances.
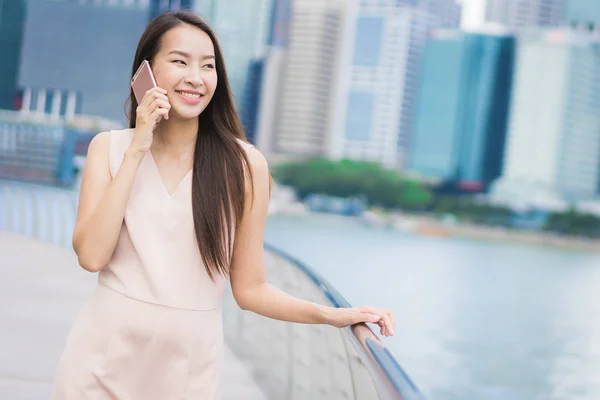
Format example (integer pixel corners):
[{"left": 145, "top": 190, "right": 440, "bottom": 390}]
[{"left": 51, "top": 128, "right": 253, "bottom": 399}]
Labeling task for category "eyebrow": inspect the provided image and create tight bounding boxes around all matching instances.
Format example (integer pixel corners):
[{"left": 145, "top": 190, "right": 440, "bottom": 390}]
[{"left": 168, "top": 50, "right": 215, "bottom": 60}]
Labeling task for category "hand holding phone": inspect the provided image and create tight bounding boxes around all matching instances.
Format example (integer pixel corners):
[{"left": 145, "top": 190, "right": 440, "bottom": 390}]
[{"left": 129, "top": 61, "right": 171, "bottom": 154}]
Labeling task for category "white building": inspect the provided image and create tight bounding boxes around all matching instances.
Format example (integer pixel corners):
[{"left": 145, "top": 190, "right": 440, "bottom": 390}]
[
  {"left": 258, "top": 0, "right": 347, "bottom": 157},
  {"left": 257, "top": 0, "right": 461, "bottom": 167},
  {"left": 461, "top": 0, "right": 563, "bottom": 29},
  {"left": 489, "top": 0, "right": 563, "bottom": 27},
  {"left": 328, "top": 0, "right": 413, "bottom": 167},
  {"left": 490, "top": 28, "right": 600, "bottom": 208}
]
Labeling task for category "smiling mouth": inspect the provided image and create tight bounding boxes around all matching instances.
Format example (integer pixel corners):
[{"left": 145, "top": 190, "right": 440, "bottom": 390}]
[{"left": 175, "top": 90, "right": 204, "bottom": 99}]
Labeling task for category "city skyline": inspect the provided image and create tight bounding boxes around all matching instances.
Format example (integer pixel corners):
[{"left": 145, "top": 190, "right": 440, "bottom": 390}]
[{"left": 2, "top": 0, "right": 600, "bottom": 210}]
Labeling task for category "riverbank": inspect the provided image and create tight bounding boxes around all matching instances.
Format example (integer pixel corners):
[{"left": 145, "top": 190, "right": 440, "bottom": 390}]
[
  {"left": 413, "top": 216, "right": 600, "bottom": 253},
  {"left": 270, "top": 202, "right": 600, "bottom": 253}
]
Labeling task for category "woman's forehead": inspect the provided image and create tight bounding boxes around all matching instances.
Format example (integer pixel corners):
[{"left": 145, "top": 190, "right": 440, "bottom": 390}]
[{"left": 160, "top": 25, "right": 215, "bottom": 56}]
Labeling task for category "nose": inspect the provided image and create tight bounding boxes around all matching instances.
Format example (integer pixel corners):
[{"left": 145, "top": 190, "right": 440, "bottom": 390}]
[{"left": 184, "top": 67, "right": 203, "bottom": 87}]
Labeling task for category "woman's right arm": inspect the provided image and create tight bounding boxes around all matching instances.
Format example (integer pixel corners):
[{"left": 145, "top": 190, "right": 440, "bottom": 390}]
[
  {"left": 72, "top": 136, "right": 145, "bottom": 272},
  {"left": 73, "top": 87, "right": 170, "bottom": 272}
]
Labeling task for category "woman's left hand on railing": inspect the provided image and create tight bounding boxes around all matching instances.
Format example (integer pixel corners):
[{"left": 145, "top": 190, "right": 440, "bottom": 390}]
[{"left": 327, "top": 306, "right": 395, "bottom": 337}]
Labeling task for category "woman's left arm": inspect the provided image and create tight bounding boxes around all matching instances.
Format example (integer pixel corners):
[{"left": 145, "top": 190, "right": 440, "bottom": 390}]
[{"left": 229, "top": 148, "right": 395, "bottom": 337}]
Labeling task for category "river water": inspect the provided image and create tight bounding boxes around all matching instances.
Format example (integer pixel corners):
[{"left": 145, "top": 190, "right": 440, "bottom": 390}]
[{"left": 264, "top": 213, "right": 600, "bottom": 400}]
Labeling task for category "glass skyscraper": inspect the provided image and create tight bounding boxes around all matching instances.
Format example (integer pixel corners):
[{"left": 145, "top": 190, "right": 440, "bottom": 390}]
[
  {"left": 17, "top": 1, "right": 149, "bottom": 122},
  {"left": 409, "top": 28, "right": 515, "bottom": 192},
  {"left": 396, "top": 0, "right": 463, "bottom": 170},
  {"left": 0, "top": 0, "right": 26, "bottom": 111}
]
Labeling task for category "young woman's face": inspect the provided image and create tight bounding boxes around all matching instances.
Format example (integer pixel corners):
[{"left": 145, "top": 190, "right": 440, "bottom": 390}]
[{"left": 151, "top": 24, "right": 218, "bottom": 121}]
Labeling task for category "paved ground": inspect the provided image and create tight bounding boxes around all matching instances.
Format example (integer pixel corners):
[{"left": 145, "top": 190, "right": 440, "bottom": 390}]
[{"left": 0, "top": 231, "right": 266, "bottom": 400}]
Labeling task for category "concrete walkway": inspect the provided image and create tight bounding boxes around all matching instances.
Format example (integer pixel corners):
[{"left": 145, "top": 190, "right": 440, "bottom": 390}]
[{"left": 0, "top": 231, "right": 266, "bottom": 400}]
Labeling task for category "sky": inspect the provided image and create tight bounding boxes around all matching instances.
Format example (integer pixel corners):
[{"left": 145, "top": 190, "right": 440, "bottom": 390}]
[{"left": 459, "top": 0, "right": 487, "bottom": 29}]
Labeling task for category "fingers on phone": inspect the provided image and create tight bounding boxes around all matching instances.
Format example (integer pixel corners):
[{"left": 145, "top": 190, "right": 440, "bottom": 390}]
[{"left": 143, "top": 87, "right": 167, "bottom": 102}]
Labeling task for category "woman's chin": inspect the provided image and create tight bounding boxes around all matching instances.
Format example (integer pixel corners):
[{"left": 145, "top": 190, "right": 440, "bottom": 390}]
[{"left": 169, "top": 108, "right": 203, "bottom": 122}]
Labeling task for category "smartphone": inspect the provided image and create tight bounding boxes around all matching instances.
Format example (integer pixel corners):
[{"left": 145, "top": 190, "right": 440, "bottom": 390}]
[
  {"left": 131, "top": 60, "right": 158, "bottom": 104},
  {"left": 131, "top": 60, "right": 165, "bottom": 127}
]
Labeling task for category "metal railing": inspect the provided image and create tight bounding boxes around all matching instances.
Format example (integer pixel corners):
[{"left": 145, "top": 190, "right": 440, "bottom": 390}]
[
  {"left": 264, "top": 244, "right": 425, "bottom": 400},
  {"left": 0, "top": 119, "right": 96, "bottom": 187},
  {"left": 222, "top": 241, "right": 425, "bottom": 400}
]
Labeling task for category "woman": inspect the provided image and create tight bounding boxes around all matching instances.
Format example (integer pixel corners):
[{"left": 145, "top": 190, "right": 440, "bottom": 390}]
[{"left": 52, "top": 10, "right": 395, "bottom": 399}]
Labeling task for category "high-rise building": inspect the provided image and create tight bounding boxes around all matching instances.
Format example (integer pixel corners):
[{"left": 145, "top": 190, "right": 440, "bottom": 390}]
[
  {"left": 17, "top": 1, "right": 149, "bottom": 122},
  {"left": 263, "top": 0, "right": 346, "bottom": 157},
  {"left": 490, "top": 29, "right": 600, "bottom": 207},
  {"left": 0, "top": 0, "right": 26, "bottom": 110},
  {"left": 485, "top": 0, "right": 563, "bottom": 28},
  {"left": 397, "top": 0, "right": 463, "bottom": 169},
  {"left": 254, "top": 0, "right": 292, "bottom": 153},
  {"left": 241, "top": 59, "right": 265, "bottom": 144},
  {"left": 238, "top": 0, "right": 290, "bottom": 145},
  {"left": 329, "top": 1, "right": 414, "bottom": 167},
  {"left": 408, "top": 28, "right": 515, "bottom": 192},
  {"left": 264, "top": 0, "right": 461, "bottom": 166}
]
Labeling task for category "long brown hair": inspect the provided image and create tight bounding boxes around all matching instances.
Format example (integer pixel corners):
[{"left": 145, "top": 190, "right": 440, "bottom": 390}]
[{"left": 126, "top": 11, "right": 253, "bottom": 281}]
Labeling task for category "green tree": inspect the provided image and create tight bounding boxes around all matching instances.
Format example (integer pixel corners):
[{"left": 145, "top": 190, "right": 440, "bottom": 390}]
[
  {"left": 272, "top": 158, "right": 432, "bottom": 210},
  {"left": 544, "top": 208, "right": 600, "bottom": 238}
]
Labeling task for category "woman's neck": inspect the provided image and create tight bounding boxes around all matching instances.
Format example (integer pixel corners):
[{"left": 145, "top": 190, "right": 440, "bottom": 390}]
[{"left": 152, "top": 117, "right": 198, "bottom": 154}]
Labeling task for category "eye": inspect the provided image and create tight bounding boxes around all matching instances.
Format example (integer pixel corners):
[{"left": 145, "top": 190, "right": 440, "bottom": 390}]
[
  {"left": 173, "top": 60, "right": 186, "bottom": 65},
  {"left": 203, "top": 63, "right": 215, "bottom": 69}
]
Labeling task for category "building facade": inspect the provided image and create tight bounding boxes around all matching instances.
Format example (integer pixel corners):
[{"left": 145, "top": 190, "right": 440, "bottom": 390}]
[
  {"left": 485, "top": 0, "right": 564, "bottom": 28},
  {"left": 329, "top": 0, "right": 413, "bottom": 167},
  {"left": 0, "top": 0, "right": 26, "bottom": 111},
  {"left": 490, "top": 28, "right": 600, "bottom": 206},
  {"left": 408, "top": 28, "right": 515, "bottom": 192},
  {"left": 17, "top": 0, "right": 149, "bottom": 122},
  {"left": 254, "top": 0, "right": 292, "bottom": 153},
  {"left": 265, "top": 0, "right": 461, "bottom": 167},
  {"left": 264, "top": 0, "right": 345, "bottom": 157},
  {"left": 396, "top": 0, "right": 463, "bottom": 169}
]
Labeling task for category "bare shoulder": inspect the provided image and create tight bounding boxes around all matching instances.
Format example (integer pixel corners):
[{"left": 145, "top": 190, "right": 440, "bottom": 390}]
[
  {"left": 76, "top": 131, "right": 114, "bottom": 226},
  {"left": 79, "top": 131, "right": 113, "bottom": 193},
  {"left": 247, "top": 146, "right": 268, "bottom": 172},
  {"left": 236, "top": 139, "right": 268, "bottom": 174},
  {"left": 245, "top": 149, "right": 270, "bottom": 187},
  {"left": 87, "top": 131, "right": 111, "bottom": 161}
]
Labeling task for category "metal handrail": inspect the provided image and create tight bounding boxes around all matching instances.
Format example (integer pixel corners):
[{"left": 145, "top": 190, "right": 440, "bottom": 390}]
[{"left": 263, "top": 243, "right": 426, "bottom": 400}]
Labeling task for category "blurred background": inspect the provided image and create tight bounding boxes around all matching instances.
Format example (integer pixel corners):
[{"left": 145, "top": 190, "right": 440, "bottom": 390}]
[{"left": 2, "top": 0, "right": 600, "bottom": 399}]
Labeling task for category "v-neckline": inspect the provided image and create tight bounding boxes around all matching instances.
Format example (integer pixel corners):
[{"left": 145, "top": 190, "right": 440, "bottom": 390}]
[{"left": 147, "top": 150, "right": 193, "bottom": 198}]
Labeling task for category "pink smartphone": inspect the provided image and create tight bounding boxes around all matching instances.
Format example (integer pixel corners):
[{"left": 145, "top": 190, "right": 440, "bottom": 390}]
[
  {"left": 131, "top": 60, "right": 162, "bottom": 125},
  {"left": 131, "top": 60, "right": 157, "bottom": 104}
]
